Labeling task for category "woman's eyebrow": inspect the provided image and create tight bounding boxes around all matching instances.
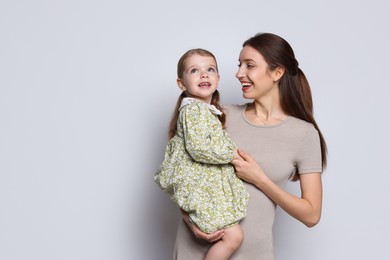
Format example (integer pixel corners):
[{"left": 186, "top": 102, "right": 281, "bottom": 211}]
[{"left": 240, "top": 58, "right": 255, "bottom": 63}]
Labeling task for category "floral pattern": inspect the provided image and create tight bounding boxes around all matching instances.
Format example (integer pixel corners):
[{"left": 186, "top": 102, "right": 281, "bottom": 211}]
[{"left": 154, "top": 99, "right": 249, "bottom": 233}]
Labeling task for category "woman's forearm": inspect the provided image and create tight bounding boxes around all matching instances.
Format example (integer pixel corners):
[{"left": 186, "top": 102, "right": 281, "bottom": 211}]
[{"left": 254, "top": 172, "right": 322, "bottom": 227}]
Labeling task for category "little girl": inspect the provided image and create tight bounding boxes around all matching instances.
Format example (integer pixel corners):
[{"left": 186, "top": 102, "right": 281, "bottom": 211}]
[{"left": 154, "top": 48, "right": 249, "bottom": 260}]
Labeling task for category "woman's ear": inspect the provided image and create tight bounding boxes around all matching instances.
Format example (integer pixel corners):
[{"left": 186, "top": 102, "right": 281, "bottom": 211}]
[
  {"left": 177, "top": 78, "right": 186, "bottom": 91},
  {"left": 273, "top": 66, "right": 285, "bottom": 82}
]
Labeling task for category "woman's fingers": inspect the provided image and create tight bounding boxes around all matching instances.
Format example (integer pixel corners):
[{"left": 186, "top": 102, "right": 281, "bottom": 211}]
[
  {"left": 237, "top": 148, "right": 252, "bottom": 162},
  {"left": 201, "top": 229, "right": 225, "bottom": 242},
  {"left": 232, "top": 149, "right": 251, "bottom": 167}
]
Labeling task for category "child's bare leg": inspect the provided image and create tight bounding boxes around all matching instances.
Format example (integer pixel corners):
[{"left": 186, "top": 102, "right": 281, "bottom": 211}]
[{"left": 204, "top": 224, "right": 243, "bottom": 260}]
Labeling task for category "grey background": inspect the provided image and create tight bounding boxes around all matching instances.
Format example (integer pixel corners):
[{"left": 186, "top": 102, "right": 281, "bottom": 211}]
[{"left": 1, "top": 0, "right": 389, "bottom": 259}]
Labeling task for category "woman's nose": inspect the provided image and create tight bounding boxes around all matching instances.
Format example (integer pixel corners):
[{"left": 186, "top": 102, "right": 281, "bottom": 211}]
[{"left": 235, "top": 68, "right": 243, "bottom": 79}]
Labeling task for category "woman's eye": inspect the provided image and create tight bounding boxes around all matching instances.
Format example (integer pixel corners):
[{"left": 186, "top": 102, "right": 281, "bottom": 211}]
[{"left": 247, "top": 64, "right": 255, "bottom": 68}]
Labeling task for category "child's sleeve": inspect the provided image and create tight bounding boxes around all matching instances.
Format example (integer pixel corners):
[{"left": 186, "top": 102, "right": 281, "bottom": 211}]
[{"left": 180, "top": 102, "right": 236, "bottom": 164}]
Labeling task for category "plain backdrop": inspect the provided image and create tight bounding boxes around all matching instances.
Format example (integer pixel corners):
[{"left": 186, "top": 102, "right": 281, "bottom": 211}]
[{"left": 1, "top": 0, "right": 389, "bottom": 259}]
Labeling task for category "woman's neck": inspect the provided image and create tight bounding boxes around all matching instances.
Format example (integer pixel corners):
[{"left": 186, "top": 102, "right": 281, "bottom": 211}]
[{"left": 247, "top": 99, "right": 287, "bottom": 126}]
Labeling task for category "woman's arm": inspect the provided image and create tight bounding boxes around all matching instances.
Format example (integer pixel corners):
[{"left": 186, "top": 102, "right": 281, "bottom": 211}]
[{"left": 232, "top": 149, "right": 322, "bottom": 227}]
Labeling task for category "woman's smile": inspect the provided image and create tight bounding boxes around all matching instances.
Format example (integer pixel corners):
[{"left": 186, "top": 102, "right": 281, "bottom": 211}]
[{"left": 240, "top": 81, "right": 253, "bottom": 92}]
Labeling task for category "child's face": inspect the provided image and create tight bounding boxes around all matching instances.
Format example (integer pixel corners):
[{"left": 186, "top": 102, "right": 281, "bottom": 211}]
[{"left": 177, "top": 54, "right": 220, "bottom": 104}]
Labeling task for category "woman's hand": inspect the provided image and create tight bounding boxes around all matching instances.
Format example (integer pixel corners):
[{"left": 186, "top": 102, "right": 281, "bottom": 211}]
[
  {"left": 180, "top": 210, "right": 224, "bottom": 242},
  {"left": 231, "top": 148, "right": 266, "bottom": 185}
]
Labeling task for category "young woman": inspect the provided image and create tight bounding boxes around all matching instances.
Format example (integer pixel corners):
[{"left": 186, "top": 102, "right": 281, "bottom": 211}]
[{"left": 174, "top": 33, "right": 327, "bottom": 260}]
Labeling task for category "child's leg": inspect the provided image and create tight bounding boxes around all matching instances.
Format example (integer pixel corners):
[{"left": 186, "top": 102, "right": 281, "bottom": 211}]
[{"left": 204, "top": 224, "right": 243, "bottom": 260}]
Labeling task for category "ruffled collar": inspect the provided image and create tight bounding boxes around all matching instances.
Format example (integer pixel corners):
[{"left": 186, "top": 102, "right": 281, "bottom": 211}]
[{"left": 179, "top": 97, "right": 223, "bottom": 115}]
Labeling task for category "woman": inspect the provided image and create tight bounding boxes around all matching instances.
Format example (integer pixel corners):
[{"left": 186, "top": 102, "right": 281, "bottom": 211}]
[{"left": 173, "top": 32, "right": 327, "bottom": 260}]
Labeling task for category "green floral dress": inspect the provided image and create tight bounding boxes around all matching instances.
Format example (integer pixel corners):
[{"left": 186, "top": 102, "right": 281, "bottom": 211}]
[{"left": 154, "top": 98, "right": 249, "bottom": 233}]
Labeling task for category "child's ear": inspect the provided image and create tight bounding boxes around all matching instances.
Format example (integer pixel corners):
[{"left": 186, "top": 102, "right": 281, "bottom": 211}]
[{"left": 177, "top": 78, "right": 186, "bottom": 91}]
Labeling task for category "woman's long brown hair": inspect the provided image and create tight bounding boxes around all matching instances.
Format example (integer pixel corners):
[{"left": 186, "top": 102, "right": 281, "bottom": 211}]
[
  {"left": 243, "top": 33, "right": 328, "bottom": 180},
  {"left": 168, "top": 49, "right": 225, "bottom": 139}
]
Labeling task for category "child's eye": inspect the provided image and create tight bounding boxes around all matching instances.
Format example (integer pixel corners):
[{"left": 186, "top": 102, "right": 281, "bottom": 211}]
[
  {"left": 208, "top": 67, "right": 216, "bottom": 72},
  {"left": 190, "top": 68, "right": 198, "bottom": 74}
]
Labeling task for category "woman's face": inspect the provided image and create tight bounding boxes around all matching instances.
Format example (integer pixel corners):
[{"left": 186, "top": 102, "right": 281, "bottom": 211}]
[{"left": 236, "top": 46, "right": 277, "bottom": 100}]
